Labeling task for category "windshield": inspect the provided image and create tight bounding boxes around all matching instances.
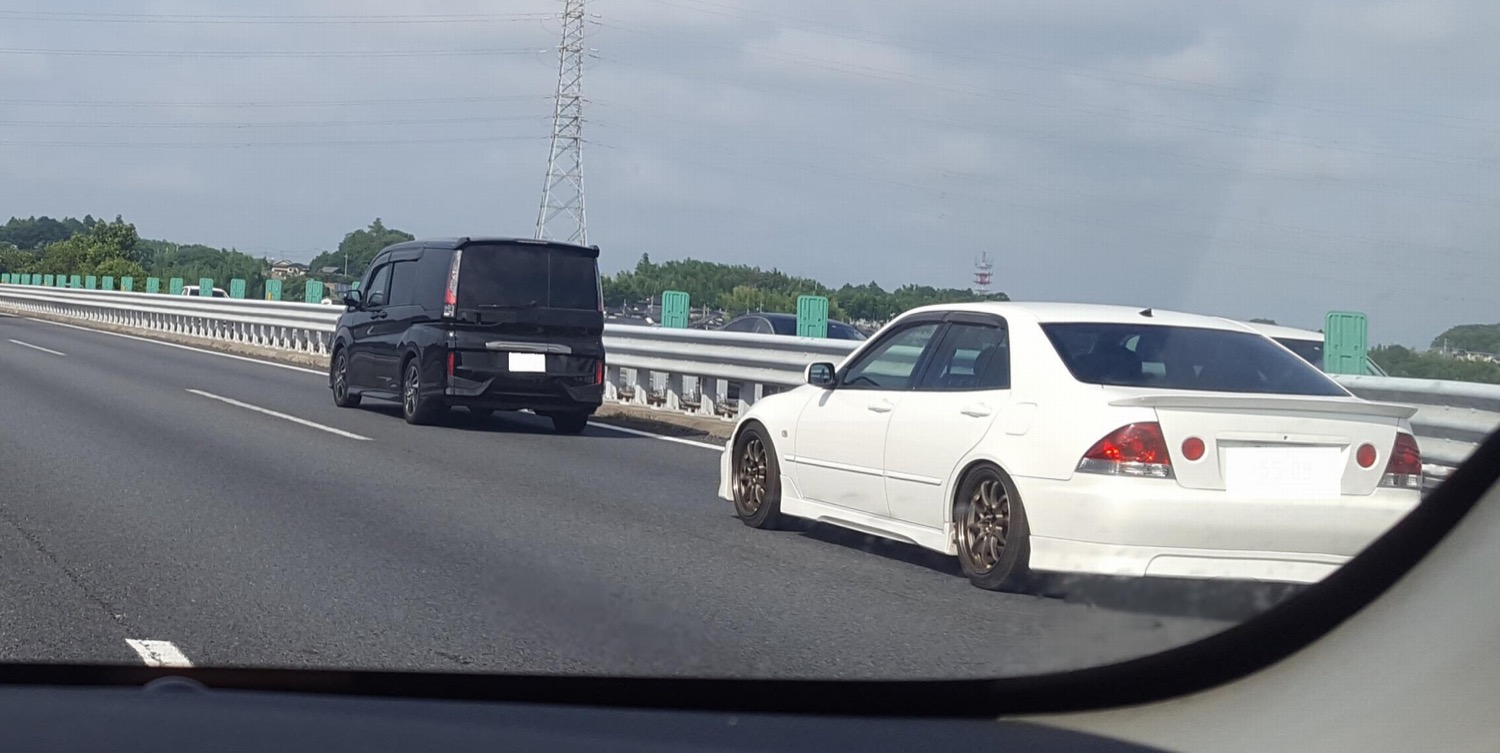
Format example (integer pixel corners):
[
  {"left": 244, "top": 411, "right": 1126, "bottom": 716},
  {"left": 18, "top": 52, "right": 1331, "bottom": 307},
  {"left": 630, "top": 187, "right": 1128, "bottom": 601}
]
[
  {"left": 1043, "top": 323, "right": 1348, "bottom": 396},
  {"left": 457, "top": 245, "right": 599, "bottom": 311},
  {"left": 0, "top": 0, "right": 1493, "bottom": 706}
]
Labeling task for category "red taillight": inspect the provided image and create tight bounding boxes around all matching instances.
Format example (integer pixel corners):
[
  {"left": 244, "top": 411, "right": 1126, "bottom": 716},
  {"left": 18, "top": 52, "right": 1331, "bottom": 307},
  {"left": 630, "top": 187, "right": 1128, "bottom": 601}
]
[
  {"left": 1078, "top": 422, "right": 1174, "bottom": 478},
  {"left": 442, "top": 249, "right": 462, "bottom": 318},
  {"left": 1181, "top": 437, "right": 1205, "bottom": 462},
  {"left": 1356, "top": 443, "right": 1378, "bottom": 469},
  {"left": 446, "top": 351, "right": 456, "bottom": 379},
  {"left": 1381, "top": 432, "right": 1423, "bottom": 489},
  {"left": 595, "top": 359, "right": 604, "bottom": 385}
]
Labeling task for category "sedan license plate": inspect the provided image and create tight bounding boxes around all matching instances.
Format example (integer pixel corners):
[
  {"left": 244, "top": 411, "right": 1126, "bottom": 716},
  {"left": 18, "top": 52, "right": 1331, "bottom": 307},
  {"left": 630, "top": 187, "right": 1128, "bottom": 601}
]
[
  {"left": 1223, "top": 446, "right": 1341, "bottom": 499},
  {"left": 508, "top": 352, "right": 547, "bottom": 373}
]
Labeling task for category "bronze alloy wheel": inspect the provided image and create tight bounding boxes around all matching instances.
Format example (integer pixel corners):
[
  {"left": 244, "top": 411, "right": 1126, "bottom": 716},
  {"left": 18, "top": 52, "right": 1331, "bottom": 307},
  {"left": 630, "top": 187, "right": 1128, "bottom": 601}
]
[
  {"left": 958, "top": 475, "right": 1010, "bottom": 574},
  {"left": 735, "top": 435, "right": 770, "bottom": 517}
]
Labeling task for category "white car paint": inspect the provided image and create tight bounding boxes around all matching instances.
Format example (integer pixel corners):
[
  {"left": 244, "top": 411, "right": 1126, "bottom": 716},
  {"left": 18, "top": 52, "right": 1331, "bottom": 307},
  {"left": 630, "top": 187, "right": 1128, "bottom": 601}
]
[
  {"left": 718, "top": 302, "right": 1423, "bottom": 585},
  {"left": 1242, "top": 320, "right": 1389, "bottom": 377}
]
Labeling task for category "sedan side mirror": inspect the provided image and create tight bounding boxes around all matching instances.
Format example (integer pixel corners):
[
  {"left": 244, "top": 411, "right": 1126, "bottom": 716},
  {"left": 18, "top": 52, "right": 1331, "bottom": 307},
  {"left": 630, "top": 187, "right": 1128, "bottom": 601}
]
[{"left": 805, "top": 362, "right": 836, "bottom": 388}]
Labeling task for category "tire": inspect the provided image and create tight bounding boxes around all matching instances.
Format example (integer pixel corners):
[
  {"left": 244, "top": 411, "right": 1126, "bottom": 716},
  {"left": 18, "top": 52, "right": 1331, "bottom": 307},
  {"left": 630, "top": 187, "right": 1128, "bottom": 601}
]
[
  {"left": 732, "top": 425, "right": 784, "bottom": 529},
  {"left": 953, "top": 465, "right": 1030, "bottom": 592},
  {"left": 401, "top": 357, "right": 445, "bottom": 425},
  {"left": 548, "top": 412, "right": 589, "bottom": 434},
  {"left": 330, "top": 348, "right": 360, "bottom": 408}
]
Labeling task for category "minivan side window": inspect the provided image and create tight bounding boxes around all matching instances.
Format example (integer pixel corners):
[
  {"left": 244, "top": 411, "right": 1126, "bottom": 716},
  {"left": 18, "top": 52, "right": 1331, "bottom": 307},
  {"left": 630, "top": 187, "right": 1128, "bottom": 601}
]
[
  {"left": 364, "top": 264, "right": 392, "bottom": 308},
  {"left": 387, "top": 261, "right": 418, "bottom": 307}
]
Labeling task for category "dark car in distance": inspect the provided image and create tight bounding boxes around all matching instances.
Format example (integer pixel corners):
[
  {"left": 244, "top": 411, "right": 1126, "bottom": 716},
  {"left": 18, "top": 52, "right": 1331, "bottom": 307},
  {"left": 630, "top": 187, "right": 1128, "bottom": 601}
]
[
  {"left": 330, "top": 237, "right": 605, "bottom": 433},
  {"left": 720, "top": 312, "right": 868, "bottom": 340}
]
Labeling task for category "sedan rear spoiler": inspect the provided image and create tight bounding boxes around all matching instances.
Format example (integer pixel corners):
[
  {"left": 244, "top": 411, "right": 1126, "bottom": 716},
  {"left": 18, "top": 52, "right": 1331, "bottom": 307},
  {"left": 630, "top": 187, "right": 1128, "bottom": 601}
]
[{"left": 1107, "top": 394, "right": 1417, "bottom": 420}]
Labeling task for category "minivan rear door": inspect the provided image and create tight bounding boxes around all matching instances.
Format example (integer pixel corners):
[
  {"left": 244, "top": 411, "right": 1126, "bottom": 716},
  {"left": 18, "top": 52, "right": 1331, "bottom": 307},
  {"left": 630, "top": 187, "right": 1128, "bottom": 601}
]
[{"left": 447, "top": 240, "right": 603, "bottom": 386}]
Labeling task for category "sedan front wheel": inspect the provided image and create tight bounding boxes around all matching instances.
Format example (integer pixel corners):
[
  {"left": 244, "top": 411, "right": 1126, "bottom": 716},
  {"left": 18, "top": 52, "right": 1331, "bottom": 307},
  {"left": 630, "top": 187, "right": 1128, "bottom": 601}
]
[{"left": 733, "top": 425, "right": 784, "bottom": 529}]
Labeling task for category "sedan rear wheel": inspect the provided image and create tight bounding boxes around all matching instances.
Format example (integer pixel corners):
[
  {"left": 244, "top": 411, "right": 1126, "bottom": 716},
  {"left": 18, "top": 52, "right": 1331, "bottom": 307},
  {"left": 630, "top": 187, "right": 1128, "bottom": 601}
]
[
  {"left": 954, "top": 465, "right": 1030, "bottom": 592},
  {"left": 733, "top": 425, "right": 784, "bottom": 529}
]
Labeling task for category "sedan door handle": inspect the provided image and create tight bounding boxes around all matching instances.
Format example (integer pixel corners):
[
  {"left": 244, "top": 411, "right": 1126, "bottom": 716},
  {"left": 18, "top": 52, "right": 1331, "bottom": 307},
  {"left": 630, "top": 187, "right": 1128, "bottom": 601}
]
[
  {"left": 960, "top": 404, "right": 992, "bottom": 418},
  {"left": 867, "top": 400, "right": 895, "bottom": 414}
]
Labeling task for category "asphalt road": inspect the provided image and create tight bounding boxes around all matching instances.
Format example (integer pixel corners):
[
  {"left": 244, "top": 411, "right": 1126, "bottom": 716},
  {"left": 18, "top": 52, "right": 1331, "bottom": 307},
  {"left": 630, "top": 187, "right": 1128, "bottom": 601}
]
[{"left": 0, "top": 313, "right": 1268, "bottom": 679}]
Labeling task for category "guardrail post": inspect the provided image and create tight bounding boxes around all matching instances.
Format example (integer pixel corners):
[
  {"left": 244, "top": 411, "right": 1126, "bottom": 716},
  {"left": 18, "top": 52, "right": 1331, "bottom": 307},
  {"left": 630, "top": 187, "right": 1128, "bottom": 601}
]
[
  {"left": 663, "top": 373, "right": 685, "bottom": 411},
  {"left": 701, "top": 377, "right": 728, "bottom": 417}
]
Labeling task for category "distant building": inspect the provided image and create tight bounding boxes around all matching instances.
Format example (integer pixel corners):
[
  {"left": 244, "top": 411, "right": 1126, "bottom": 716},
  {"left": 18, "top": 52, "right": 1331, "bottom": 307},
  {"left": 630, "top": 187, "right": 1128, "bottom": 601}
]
[{"left": 269, "top": 259, "right": 309, "bottom": 280}]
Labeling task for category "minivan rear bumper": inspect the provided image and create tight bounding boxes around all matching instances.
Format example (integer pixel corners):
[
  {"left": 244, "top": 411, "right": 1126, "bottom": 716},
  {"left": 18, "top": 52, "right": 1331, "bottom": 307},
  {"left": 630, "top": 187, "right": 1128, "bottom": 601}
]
[{"left": 446, "top": 372, "right": 603, "bottom": 413}]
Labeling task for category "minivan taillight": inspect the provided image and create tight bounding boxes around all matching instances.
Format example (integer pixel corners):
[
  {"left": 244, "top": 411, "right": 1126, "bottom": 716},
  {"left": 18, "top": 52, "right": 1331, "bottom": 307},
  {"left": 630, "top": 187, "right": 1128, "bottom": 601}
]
[
  {"left": 1381, "top": 432, "right": 1423, "bottom": 490},
  {"left": 1077, "top": 422, "right": 1174, "bottom": 479},
  {"left": 443, "top": 249, "right": 462, "bottom": 318},
  {"left": 595, "top": 359, "right": 604, "bottom": 385}
]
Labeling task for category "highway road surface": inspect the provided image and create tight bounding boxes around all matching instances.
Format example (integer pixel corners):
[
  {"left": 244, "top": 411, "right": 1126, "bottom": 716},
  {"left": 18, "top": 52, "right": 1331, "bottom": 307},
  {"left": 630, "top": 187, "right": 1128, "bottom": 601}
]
[{"left": 0, "top": 312, "right": 1268, "bottom": 678}]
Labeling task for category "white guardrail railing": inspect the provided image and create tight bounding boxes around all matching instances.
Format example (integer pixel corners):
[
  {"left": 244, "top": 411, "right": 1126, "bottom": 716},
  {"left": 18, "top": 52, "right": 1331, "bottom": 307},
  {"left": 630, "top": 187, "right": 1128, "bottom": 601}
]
[{"left": 0, "top": 284, "right": 1491, "bottom": 487}]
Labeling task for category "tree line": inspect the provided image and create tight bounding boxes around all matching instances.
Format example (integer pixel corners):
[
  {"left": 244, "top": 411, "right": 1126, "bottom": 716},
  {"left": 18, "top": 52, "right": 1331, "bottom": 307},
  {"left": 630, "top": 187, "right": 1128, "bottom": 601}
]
[
  {"left": 0, "top": 215, "right": 411, "bottom": 301},
  {"left": 603, "top": 254, "right": 1008, "bottom": 322}
]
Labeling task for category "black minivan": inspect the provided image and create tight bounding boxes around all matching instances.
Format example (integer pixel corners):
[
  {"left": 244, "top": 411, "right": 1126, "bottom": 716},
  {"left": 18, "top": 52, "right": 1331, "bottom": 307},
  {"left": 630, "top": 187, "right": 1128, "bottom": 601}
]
[{"left": 329, "top": 237, "right": 605, "bottom": 433}]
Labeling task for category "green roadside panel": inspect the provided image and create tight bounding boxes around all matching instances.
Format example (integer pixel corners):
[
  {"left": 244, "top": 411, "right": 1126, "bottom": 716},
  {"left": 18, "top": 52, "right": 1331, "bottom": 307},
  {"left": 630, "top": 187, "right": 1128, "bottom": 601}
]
[
  {"left": 229, "top": 278, "right": 246, "bottom": 299},
  {"left": 121, "top": 276, "right": 134, "bottom": 292},
  {"left": 1324, "top": 311, "right": 1369, "bottom": 376},
  {"left": 169, "top": 277, "right": 184, "bottom": 295},
  {"left": 796, "top": 295, "right": 830, "bottom": 338},
  {"left": 85, "top": 275, "right": 97, "bottom": 289},
  {"left": 70, "top": 274, "right": 82, "bottom": 289},
  {"left": 103, "top": 276, "right": 115, "bottom": 291},
  {"left": 43, "top": 274, "right": 55, "bottom": 287},
  {"left": 264, "top": 279, "right": 282, "bottom": 301},
  {"left": 304, "top": 280, "right": 324, "bottom": 303},
  {"left": 661, "top": 290, "right": 690, "bottom": 329},
  {"left": 146, "top": 277, "right": 161, "bottom": 294}
]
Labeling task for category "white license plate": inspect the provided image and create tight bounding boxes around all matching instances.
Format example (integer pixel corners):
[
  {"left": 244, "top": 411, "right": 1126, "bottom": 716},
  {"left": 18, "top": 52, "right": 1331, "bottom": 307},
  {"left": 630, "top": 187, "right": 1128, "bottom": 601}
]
[
  {"left": 508, "top": 352, "right": 547, "bottom": 373},
  {"left": 1223, "top": 446, "right": 1342, "bottom": 499}
]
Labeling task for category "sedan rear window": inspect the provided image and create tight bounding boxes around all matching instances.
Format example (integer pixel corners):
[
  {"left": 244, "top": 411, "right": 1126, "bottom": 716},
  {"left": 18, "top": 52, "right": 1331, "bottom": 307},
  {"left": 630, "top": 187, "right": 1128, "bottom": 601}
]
[
  {"left": 1042, "top": 323, "right": 1348, "bottom": 396},
  {"left": 457, "top": 245, "right": 599, "bottom": 311}
]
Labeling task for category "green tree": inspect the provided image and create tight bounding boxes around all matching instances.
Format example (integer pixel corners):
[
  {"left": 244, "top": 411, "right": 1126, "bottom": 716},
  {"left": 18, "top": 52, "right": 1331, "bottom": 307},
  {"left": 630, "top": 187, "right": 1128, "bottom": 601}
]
[
  {"left": 1431, "top": 324, "right": 1500, "bottom": 355},
  {"left": 1370, "top": 344, "right": 1500, "bottom": 385},
  {"left": 308, "top": 218, "right": 415, "bottom": 278},
  {"left": 0, "top": 216, "right": 78, "bottom": 250}
]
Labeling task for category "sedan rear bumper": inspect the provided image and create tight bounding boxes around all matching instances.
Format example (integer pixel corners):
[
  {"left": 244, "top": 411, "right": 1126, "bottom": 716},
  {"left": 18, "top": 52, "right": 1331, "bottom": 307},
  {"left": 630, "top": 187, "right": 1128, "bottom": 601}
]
[{"left": 1015, "top": 474, "right": 1420, "bottom": 584}]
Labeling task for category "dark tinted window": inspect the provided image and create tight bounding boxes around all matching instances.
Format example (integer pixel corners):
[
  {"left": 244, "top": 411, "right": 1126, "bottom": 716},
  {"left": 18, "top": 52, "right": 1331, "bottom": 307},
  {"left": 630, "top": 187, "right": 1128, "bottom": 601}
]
[
  {"left": 457, "top": 245, "right": 599, "bottom": 311},
  {"left": 364, "top": 264, "right": 392, "bottom": 307},
  {"left": 722, "top": 317, "right": 759, "bottom": 333},
  {"left": 766, "top": 316, "right": 797, "bottom": 335},
  {"left": 828, "top": 321, "right": 867, "bottom": 340},
  {"left": 919, "top": 323, "right": 1009, "bottom": 390},
  {"left": 1042, "top": 323, "right": 1347, "bottom": 396},
  {"left": 387, "top": 261, "right": 418, "bottom": 307},
  {"left": 1276, "top": 337, "right": 1324, "bottom": 371}
]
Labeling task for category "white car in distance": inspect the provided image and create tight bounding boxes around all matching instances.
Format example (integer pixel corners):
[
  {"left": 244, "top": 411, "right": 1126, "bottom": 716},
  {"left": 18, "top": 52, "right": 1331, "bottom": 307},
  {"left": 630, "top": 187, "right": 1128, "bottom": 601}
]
[{"left": 718, "top": 302, "right": 1424, "bottom": 591}]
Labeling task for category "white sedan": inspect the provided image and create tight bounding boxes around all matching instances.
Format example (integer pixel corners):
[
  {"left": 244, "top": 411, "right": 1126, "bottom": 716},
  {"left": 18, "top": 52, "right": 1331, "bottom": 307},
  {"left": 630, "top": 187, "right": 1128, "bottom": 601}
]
[{"left": 717, "top": 302, "right": 1424, "bottom": 591}]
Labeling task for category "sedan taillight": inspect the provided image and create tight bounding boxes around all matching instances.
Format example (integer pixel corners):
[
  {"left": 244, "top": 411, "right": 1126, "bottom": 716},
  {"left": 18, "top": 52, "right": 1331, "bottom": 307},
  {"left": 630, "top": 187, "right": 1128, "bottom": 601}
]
[
  {"left": 1381, "top": 432, "right": 1423, "bottom": 490},
  {"left": 1077, "top": 422, "right": 1174, "bottom": 479}
]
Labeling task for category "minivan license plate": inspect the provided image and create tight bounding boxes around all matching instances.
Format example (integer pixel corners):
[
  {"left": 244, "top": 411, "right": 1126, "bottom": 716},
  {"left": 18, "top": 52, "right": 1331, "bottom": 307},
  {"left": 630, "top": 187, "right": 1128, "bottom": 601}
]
[{"left": 508, "top": 352, "right": 546, "bottom": 373}]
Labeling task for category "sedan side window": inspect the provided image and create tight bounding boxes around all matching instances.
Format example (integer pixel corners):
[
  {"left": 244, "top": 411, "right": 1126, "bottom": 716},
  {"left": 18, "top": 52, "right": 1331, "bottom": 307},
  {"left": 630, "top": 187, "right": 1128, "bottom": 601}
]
[
  {"left": 918, "top": 323, "right": 1010, "bottom": 391},
  {"left": 364, "top": 264, "right": 392, "bottom": 308},
  {"left": 840, "top": 322, "right": 943, "bottom": 390}
]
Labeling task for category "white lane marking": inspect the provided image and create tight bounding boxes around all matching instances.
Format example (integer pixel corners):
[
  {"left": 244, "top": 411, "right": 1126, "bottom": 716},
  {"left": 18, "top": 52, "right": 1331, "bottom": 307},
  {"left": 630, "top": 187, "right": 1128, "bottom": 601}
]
[
  {"left": 186, "top": 388, "right": 372, "bottom": 441},
  {"left": 20, "top": 315, "right": 729, "bottom": 451},
  {"left": 125, "top": 639, "right": 194, "bottom": 668},
  {"left": 21, "top": 317, "right": 325, "bottom": 376},
  {"left": 8, "top": 338, "right": 66, "bottom": 356},
  {"left": 587, "top": 421, "right": 724, "bottom": 451}
]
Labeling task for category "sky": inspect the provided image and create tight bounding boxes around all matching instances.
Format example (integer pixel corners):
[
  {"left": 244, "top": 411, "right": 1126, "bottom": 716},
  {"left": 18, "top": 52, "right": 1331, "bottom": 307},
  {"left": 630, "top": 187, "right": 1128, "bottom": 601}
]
[{"left": 1, "top": 0, "right": 1497, "bottom": 347}]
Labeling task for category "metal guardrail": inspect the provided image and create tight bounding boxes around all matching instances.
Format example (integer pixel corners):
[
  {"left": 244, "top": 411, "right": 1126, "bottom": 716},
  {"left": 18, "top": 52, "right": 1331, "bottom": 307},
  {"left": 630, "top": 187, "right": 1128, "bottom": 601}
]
[{"left": 0, "top": 284, "right": 1491, "bottom": 485}]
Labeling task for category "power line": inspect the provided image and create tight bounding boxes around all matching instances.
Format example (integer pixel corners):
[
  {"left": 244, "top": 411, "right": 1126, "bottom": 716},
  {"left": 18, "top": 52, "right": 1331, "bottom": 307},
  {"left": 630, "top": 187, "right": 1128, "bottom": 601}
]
[
  {"left": 0, "top": 135, "right": 547, "bottom": 148},
  {"left": 0, "top": 47, "right": 545, "bottom": 58},
  {"left": 621, "top": 0, "right": 1500, "bottom": 135},
  {"left": 0, "top": 10, "right": 559, "bottom": 25},
  {"left": 0, "top": 115, "right": 548, "bottom": 129},
  {"left": 0, "top": 95, "right": 549, "bottom": 108}
]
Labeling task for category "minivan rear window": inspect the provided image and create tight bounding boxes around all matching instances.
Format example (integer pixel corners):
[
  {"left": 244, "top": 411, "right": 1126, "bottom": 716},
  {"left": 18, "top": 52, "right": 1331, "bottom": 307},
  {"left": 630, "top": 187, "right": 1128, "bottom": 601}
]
[
  {"left": 456, "top": 244, "right": 599, "bottom": 311},
  {"left": 1041, "top": 322, "right": 1348, "bottom": 396}
]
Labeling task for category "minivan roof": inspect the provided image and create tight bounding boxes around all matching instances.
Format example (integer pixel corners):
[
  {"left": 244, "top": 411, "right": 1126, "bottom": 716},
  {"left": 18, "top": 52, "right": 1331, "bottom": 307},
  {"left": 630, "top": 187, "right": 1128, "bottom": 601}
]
[{"left": 384, "top": 237, "right": 599, "bottom": 258}]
